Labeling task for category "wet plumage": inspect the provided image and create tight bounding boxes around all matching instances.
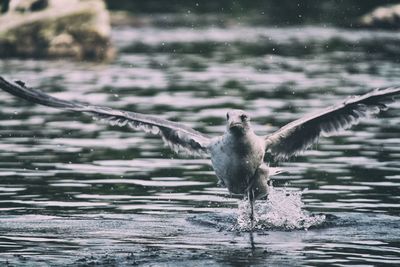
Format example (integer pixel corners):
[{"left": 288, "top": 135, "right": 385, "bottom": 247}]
[{"left": 1, "top": 76, "right": 400, "bottom": 206}]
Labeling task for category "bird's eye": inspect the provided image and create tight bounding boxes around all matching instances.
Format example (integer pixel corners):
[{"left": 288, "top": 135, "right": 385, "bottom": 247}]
[
  {"left": 226, "top": 113, "right": 230, "bottom": 120},
  {"left": 240, "top": 114, "right": 248, "bottom": 121}
]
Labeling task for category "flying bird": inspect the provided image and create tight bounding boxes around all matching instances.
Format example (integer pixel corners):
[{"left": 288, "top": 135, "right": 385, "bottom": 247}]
[{"left": 1, "top": 76, "right": 400, "bottom": 222}]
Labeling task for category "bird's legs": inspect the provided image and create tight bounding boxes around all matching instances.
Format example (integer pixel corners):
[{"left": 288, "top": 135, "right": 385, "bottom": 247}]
[
  {"left": 247, "top": 188, "right": 255, "bottom": 229},
  {"left": 245, "top": 165, "right": 266, "bottom": 229},
  {"left": 246, "top": 189, "right": 256, "bottom": 250}
]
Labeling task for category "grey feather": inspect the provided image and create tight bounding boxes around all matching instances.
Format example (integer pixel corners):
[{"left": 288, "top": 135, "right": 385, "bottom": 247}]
[
  {"left": 0, "top": 77, "right": 210, "bottom": 157},
  {"left": 265, "top": 87, "right": 400, "bottom": 160}
]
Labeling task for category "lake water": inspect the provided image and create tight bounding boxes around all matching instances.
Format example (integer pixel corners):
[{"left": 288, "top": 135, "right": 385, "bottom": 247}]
[{"left": 1, "top": 19, "right": 400, "bottom": 266}]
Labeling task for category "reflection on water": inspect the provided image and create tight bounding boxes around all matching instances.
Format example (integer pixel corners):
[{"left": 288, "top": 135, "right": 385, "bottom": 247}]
[{"left": 0, "top": 18, "right": 400, "bottom": 265}]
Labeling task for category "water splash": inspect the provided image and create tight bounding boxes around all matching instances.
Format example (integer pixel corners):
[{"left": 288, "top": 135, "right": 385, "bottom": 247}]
[{"left": 235, "top": 186, "right": 325, "bottom": 231}]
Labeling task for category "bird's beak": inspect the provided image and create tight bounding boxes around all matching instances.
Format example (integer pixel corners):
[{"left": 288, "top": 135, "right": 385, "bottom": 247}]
[{"left": 229, "top": 120, "right": 243, "bottom": 129}]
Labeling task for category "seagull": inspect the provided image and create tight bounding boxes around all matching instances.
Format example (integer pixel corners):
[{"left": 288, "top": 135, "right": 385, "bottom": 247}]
[{"left": 1, "top": 76, "right": 400, "bottom": 222}]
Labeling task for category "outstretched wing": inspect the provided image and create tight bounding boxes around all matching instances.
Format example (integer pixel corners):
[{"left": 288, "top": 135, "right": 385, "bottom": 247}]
[
  {"left": 265, "top": 87, "right": 400, "bottom": 160},
  {"left": 0, "top": 77, "right": 211, "bottom": 157}
]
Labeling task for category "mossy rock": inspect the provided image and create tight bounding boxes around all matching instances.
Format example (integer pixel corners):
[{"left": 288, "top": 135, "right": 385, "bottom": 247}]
[
  {"left": 0, "top": 0, "right": 115, "bottom": 61},
  {"left": 359, "top": 4, "right": 400, "bottom": 29}
]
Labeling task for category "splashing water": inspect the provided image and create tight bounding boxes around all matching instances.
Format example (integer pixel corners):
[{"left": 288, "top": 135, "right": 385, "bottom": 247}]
[{"left": 235, "top": 186, "right": 325, "bottom": 231}]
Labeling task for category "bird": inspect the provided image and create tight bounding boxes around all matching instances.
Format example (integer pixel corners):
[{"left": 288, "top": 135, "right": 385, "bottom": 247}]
[{"left": 1, "top": 76, "right": 400, "bottom": 223}]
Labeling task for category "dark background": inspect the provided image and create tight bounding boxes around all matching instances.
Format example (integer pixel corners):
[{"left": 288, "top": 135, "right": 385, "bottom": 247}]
[
  {"left": 1, "top": 0, "right": 398, "bottom": 26},
  {"left": 105, "top": 0, "right": 399, "bottom": 26}
]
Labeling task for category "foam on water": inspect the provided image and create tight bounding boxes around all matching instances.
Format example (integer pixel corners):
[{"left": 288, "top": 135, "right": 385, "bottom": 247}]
[{"left": 235, "top": 186, "right": 325, "bottom": 231}]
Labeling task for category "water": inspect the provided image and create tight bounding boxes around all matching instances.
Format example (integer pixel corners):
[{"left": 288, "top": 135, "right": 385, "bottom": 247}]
[
  {"left": 1, "top": 18, "right": 400, "bottom": 266},
  {"left": 235, "top": 188, "right": 326, "bottom": 232}
]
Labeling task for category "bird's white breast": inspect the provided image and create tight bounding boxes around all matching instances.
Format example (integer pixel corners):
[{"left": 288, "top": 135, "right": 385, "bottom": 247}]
[{"left": 209, "top": 131, "right": 265, "bottom": 195}]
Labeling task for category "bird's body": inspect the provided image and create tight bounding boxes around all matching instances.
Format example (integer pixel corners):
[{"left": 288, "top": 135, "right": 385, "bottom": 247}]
[
  {"left": 1, "top": 76, "right": 400, "bottom": 222},
  {"left": 209, "top": 110, "right": 266, "bottom": 199}
]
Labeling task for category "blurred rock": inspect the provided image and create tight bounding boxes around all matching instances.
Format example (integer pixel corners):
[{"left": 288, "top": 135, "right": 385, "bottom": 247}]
[
  {"left": 0, "top": 0, "right": 115, "bottom": 61},
  {"left": 360, "top": 4, "right": 400, "bottom": 29},
  {"left": 9, "top": 0, "right": 49, "bottom": 13}
]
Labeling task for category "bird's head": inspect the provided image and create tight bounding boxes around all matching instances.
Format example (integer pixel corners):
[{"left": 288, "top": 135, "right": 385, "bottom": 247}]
[{"left": 226, "top": 109, "right": 251, "bottom": 134}]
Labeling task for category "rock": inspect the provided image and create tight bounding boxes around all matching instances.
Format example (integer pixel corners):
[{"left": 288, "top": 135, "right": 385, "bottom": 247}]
[
  {"left": 9, "top": 0, "right": 49, "bottom": 13},
  {"left": 359, "top": 4, "right": 400, "bottom": 29},
  {"left": 0, "top": 0, "right": 115, "bottom": 61}
]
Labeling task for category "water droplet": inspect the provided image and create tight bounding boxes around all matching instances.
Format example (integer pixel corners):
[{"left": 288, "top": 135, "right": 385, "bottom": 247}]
[{"left": 235, "top": 187, "right": 325, "bottom": 231}]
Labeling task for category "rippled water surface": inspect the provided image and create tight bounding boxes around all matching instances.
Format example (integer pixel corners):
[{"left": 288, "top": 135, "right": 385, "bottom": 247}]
[{"left": 1, "top": 20, "right": 400, "bottom": 266}]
